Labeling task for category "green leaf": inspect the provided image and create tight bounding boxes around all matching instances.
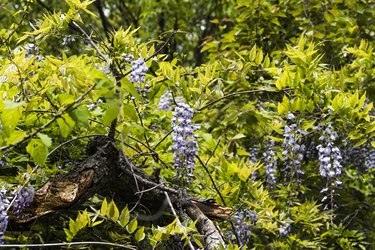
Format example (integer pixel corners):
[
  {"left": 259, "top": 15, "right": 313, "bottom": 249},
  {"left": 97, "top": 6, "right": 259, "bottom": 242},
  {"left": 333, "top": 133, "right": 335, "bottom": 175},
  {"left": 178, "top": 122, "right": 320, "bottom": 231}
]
[
  {"left": 126, "top": 218, "right": 138, "bottom": 234},
  {"left": 26, "top": 139, "right": 48, "bottom": 166},
  {"left": 6, "top": 130, "right": 26, "bottom": 144},
  {"left": 58, "top": 93, "right": 75, "bottom": 105},
  {"left": 122, "top": 104, "right": 138, "bottom": 122},
  {"left": 101, "top": 198, "right": 108, "bottom": 216},
  {"left": 102, "top": 101, "right": 119, "bottom": 126},
  {"left": 3, "top": 100, "right": 25, "bottom": 109},
  {"left": 107, "top": 200, "right": 120, "bottom": 221},
  {"left": 135, "top": 226, "right": 145, "bottom": 241},
  {"left": 57, "top": 114, "right": 75, "bottom": 138},
  {"left": 70, "top": 106, "right": 90, "bottom": 126},
  {"left": 64, "top": 228, "right": 74, "bottom": 242},
  {"left": 238, "top": 167, "right": 251, "bottom": 182},
  {"left": 302, "top": 120, "right": 316, "bottom": 130},
  {"left": 230, "top": 133, "right": 246, "bottom": 140},
  {"left": 120, "top": 78, "right": 141, "bottom": 100},
  {"left": 1, "top": 107, "right": 22, "bottom": 136},
  {"left": 255, "top": 49, "right": 264, "bottom": 64},
  {"left": 37, "top": 133, "right": 52, "bottom": 147},
  {"left": 119, "top": 206, "right": 130, "bottom": 227},
  {"left": 249, "top": 44, "right": 257, "bottom": 61},
  {"left": 354, "top": 139, "right": 367, "bottom": 148}
]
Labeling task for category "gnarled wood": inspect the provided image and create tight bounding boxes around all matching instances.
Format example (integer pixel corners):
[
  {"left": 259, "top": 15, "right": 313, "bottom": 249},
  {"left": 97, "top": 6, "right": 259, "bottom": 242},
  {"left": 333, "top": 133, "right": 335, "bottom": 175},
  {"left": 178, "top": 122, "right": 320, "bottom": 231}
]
[{"left": 13, "top": 136, "right": 231, "bottom": 247}]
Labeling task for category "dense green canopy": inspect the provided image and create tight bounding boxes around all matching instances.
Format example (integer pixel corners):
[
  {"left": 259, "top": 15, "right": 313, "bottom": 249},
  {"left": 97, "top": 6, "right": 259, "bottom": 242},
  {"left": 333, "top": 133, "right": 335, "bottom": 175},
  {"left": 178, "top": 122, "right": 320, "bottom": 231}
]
[{"left": 0, "top": 0, "right": 374, "bottom": 249}]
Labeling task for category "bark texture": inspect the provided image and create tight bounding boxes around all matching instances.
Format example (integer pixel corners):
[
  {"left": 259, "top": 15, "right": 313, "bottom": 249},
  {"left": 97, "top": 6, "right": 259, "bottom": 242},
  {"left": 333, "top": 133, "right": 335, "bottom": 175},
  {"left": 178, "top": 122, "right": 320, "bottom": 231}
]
[{"left": 14, "top": 136, "right": 231, "bottom": 249}]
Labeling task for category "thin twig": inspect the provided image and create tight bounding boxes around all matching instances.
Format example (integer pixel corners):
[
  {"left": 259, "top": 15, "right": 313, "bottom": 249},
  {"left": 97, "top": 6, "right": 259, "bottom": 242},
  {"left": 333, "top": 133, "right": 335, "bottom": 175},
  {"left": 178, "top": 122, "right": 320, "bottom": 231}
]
[
  {"left": 0, "top": 84, "right": 97, "bottom": 153},
  {"left": 195, "top": 154, "right": 241, "bottom": 246},
  {"left": 72, "top": 21, "right": 107, "bottom": 60},
  {"left": 134, "top": 183, "right": 164, "bottom": 195},
  {"left": 48, "top": 134, "right": 104, "bottom": 156},
  {"left": 152, "top": 129, "right": 172, "bottom": 150},
  {"left": 205, "top": 139, "right": 220, "bottom": 166},
  {"left": 198, "top": 88, "right": 290, "bottom": 111},
  {"left": 164, "top": 191, "right": 196, "bottom": 250}
]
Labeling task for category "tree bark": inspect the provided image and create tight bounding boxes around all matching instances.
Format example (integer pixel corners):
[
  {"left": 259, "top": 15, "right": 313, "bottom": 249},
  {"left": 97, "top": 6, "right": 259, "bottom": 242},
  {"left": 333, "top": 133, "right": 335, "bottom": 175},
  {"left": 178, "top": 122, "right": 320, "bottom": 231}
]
[{"left": 13, "top": 136, "right": 230, "bottom": 249}]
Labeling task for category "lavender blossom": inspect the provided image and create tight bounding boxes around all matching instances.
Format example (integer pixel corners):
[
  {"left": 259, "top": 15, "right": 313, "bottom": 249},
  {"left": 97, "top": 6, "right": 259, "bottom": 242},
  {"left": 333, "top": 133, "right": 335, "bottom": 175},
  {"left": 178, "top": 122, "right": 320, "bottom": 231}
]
[
  {"left": 172, "top": 100, "right": 199, "bottom": 185},
  {"left": 122, "top": 53, "right": 134, "bottom": 63},
  {"left": 227, "top": 209, "right": 257, "bottom": 246},
  {"left": 24, "top": 43, "right": 39, "bottom": 58},
  {"left": 316, "top": 124, "right": 343, "bottom": 207},
  {"left": 0, "top": 189, "right": 9, "bottom": 244},
  {"left": 282, "top": 118, "right": 306, "bottom": 184},
  {"left": 10, "top": 186, "right": 35, "bottom": 217},
  {"left": 317, "top": 124, "right": 342, "bottom": 180},
  {"left": 279, "top": 223, "right": 291, "bottom": 237},
  {"left": 263, "top": 140, "right": 277, "bottom": 187},
  {"left": 129, "top": 57, "right": 148, "bottom": 85},
  {"left": 249, "top": 145, "right": 259, "bottom": 180},
  {"left": 158, "top": 91, "right": 172, "bottom": 111}
]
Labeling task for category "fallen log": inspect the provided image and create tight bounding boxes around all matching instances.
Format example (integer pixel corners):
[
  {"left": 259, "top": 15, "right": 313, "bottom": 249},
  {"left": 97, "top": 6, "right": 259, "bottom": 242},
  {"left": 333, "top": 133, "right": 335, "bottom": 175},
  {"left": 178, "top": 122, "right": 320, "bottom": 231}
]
[{"left": 12, "top": 136, "right": 232, "bottom": 249}]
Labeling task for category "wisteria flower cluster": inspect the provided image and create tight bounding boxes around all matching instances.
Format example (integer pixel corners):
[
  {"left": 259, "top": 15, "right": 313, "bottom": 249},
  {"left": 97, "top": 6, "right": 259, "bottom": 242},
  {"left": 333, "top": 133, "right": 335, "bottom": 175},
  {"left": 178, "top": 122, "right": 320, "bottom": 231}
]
[
  {"left": 282, "top": 114, "right": 306, "bottom": 184},
  {"left": 172, "top": 99, "right": 199, "bottom": 185},
  {"left": 158, "top": 90, "right": 172, "bottom": 111},
  {"left": 0, "top": 186, "right": 35, "bottom": 244},
  {"left": 316, "top": 124, "right": 343, "bottom": 207},
  {"left": 123, "top": 54, "right": 151, "bottom": 103},
  {"left": 279, "top": 223, "right": 291, "bottom": 237},
  {"left": 263, "top": 140, "right": 278, "bottom": 187},
  {"left": 24, "top": 43, "right": 42, "bottom": 61},
  {"left": 227, "top": 209, "right": 258, "bottom": 246},
  {"left": 342, "top": 139, "right": 375, "bottom": 171},
  {"left": 62, "top": 36, "right": 76, "bottom": 46},
  {"left": 249, "top": 145, "right": 259, "bottom": 180},
  {"left": 10, "top": 186, "right": 35, "bottom": 217},
  {"left": 0, "top": 189, "right": 9, "bottom": 245}
]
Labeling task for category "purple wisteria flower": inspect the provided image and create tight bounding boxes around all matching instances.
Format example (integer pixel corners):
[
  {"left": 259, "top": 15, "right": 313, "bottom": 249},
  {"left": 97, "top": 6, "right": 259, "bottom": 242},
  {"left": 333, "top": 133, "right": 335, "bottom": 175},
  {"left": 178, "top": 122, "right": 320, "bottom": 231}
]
[
  {"left": 263, "top": 140, "right": 277, "bottom": 187},
  {"left": 249, "top": 144, "right": 259, "bottom": 180},
  {"left": 10, "top": 186, "right": 35, "bottom": 217},
  {"left": 172, "top": 100, "right": 199, "bottom": 185},
  {"left": 227, "top": 209, "right": 257, "bottom": 246},
  {"left": 316, "top": 124, "right": 343, "bottom": 207},
  {"left": 129, "top": 57, "right": 148, "bottom": 84},
  {"left": 0, "top": 189, "right": 9, "bottom": 245},
  {"left": 158, "top": 91, "right": 172, "bottom": 111},
  {"left": 282, "top": 115, "right": 306, "bottom": 184},
  {"left": 279, "top": 223, "right": 291, "bottom": 237},
  {"left": 122, "top": 53, "right": 134, "bottom": 63}
]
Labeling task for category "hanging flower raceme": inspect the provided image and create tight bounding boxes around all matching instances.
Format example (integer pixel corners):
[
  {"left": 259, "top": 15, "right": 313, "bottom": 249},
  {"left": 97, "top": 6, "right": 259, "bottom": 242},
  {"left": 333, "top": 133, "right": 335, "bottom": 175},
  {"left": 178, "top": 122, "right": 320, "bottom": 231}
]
[
  {"left": 263, "top": 140, "right": 277, "bottom": 187},
  {"left": 227, "top": 209, "right": 257, "bottom": 246},
  {"left": 10, "top": 186, "right": 35, "bottom": 217},
  {"left": 125, "top": 55, "right": 150, "bottom": 101},
  {"left": 316, "top": 124, "right": 343, "bottom": 207},
  {"left": 172, "top": 100, "right": 199, "bottom": 185},
  {"left": 129, "top": 57, "right": 148, "bottom": 86},
  {"left": 158, "top": 90, "right": 172, "bottom": 111},
  {"left": 0, "top": 185, "right": 35, "bottom": 244},
  {"left": 0, "top": 189, "right": 9, "bottom": 245},
  {"left": 279, "top": 223, "right": 291, "bottom": 237},
  {"left": 282, "top": 114, "right": 306, "bottom": 184}
]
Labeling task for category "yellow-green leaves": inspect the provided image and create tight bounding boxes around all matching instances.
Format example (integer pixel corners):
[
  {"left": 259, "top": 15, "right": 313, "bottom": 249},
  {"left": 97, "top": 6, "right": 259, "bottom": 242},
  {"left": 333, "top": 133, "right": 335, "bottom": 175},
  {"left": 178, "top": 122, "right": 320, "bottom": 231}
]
[
  {"left": 66, "top": 0, "right": 96, "bottom": 17},
  {"left": 57, "top": 114, "right": 76, "bottom": 138},
  {"left": 121, "top": 78, "right": 140, "bottom": 100},
  {"left": 1, "top": 100, "right": 24, "bottom": 136},
  {"left": 26, "top": 139, "right": 48, "bottom": 166},
  {"left": 64, "top": 210, "right": 91, "bottom": 241},
  {"left": 99, "top": 199, "right": 145, "bottom": 241},
  {"left": 102, "top": 100, "right": 119, "bottom": 126}
]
